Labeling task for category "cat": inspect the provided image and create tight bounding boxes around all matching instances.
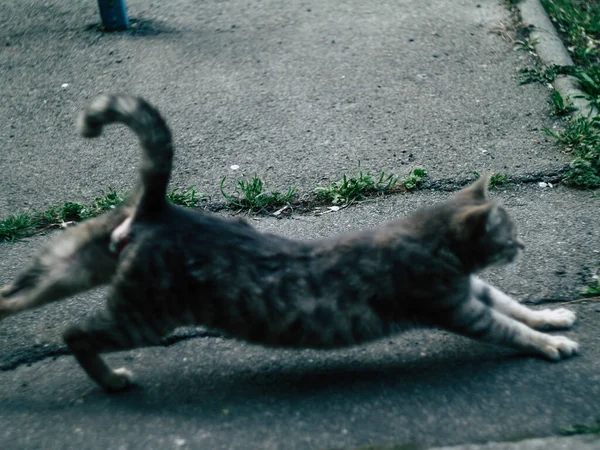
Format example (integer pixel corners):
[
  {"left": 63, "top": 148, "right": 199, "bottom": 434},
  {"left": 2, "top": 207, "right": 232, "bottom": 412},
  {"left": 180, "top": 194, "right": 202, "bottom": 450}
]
[{"left": 0, "top": 94, "right": 579, "bottom": 392}]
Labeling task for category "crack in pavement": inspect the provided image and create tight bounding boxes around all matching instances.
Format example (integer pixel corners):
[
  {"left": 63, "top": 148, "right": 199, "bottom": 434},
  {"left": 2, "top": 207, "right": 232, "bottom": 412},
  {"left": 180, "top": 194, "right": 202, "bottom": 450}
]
[{"left": 0, "top": 328, "right": 224, "bottom": 372}]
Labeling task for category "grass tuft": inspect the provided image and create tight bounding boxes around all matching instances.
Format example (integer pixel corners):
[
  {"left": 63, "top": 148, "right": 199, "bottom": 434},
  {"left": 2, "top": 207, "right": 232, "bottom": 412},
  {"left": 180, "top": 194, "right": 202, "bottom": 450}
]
[
  {"left": 314, "top": 164, "right": 427, "bottom": 205},
  {"left": 167, "top": 185, "right": 206, "bottom": 208},
  {"left": 399, "top": 168, "right": 428, "bottom": 191},
  {"left": 1, "top": 167, "right": 428, "bottom": 243},
  {"left": 549, "top": 90, "right": 576, "bottom": 116},
  {"left": 0, "top": 190, "right": 127, "bottom": 242},
  {"left": 541, "top": 0, "right": 600, "bottom": 68},
  {"left": 581, "top": 278, "right": 600, "bottom": 297},
  {"left": 0, "top": 214, "right": 36, "bottom": 242},
  {"left": 561, "top": 414, "right": 600, "bottom": 436},
  {"left": 488, "top": 173, "right": 510, "bottom": 188},
  {"left": 544, "top": 116, "right": 600, "bottom": 188},
  {"left": 514, "top": 37, "right": 539, "bottom": 53},
  {"left": 220, "top": 176, "right": 296, "bottom": 211},
  {"left": 315, "top": 164, "right": 397, "bottom": 205},
  {"left": 519, "top": 65, "right": 560, "bottom": 85}
]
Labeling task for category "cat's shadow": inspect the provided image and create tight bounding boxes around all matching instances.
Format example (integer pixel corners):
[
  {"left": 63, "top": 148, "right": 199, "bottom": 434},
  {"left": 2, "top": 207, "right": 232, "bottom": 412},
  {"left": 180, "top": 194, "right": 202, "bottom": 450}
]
[{"left": 91, "top": 342, "right": 540, "bottom": 412}]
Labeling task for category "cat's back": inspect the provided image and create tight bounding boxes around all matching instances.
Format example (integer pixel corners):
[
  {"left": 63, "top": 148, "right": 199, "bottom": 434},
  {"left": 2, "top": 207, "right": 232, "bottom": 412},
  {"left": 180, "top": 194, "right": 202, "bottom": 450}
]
[{"left": 140, "top": 205, "right": 312, "bottom": 258}]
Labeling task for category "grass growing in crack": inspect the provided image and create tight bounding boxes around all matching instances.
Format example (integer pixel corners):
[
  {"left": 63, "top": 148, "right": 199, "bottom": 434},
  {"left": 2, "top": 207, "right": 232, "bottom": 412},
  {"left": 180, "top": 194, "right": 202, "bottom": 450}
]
[
  {"left": 1, "top": 167, "right": 428, "bottom": 242},
  {"left": 80, "top": 189, "right": 126, "bottom": 220},
  {"left": 0, "top": 214, "right": 36, "bottom": 242},
  {"left": 167, "top": 185, "right": 206, "bottom": 208},
  {"left": 574, "top": 66, "right": 600, "bottom": 111},
  {"left": 538, "top": 0, "right": 599, "bottom": 106},
  {"left": 220, "top": 176, "right": 296, "bottom": 211},
  {"left": 399, "top": 168, "right": 428, "bottom": 191},
  {"left": 513, "top": 37, "right": 539, "bottom": 53},
  {"left": 582, "top": 278, "right": 600, "bottom": 297},
  {"left": 0, "top": 190, "right": 127, "bottom": 242},
  {"left": 544, "top": 116, "right": 600, "bottom": 188},
  {"left": 534, "top": 0, "right": 600, "bottom": 187},
  {"left": 549, "top": 90, "right": 576, "bottom": 116},
  {"left": 314, "top": 166, "right": 427, "bottom": 205},
  {"left": 315, "top": 166, "right": 396, "bottom": 205},
  {"left": 469, "top": 171, "right": 510, "bottom": 188},
  {"left": 519, "top": 65, "right": 560, "bottom": 85},
  {"left": 561, "top": 414, "right": 600, "bottom": 436},
  {"left": 488, "top": 173, "right": 510, "bottom": 188},
  {"left": 541, "top": 0, "right": 600, "bottom": 67}
]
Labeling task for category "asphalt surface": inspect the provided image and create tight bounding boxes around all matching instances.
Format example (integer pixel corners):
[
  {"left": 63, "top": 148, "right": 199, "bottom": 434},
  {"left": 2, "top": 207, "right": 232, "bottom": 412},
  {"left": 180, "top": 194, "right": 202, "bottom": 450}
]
[
  {"left": 1, "top": 0, "right": 566, "bottom": 217},
  {"left": 1, "top": 0, "right": 599, "bottom": 449}
]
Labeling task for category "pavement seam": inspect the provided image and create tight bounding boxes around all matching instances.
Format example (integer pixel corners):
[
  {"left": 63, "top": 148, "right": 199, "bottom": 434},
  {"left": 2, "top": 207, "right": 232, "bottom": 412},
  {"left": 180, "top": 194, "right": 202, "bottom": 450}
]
[
  {"left": 0, "top": 167, "right": 571, "bottom": 239},
  {"left": 0, "top": 328, "right": 223, "bottom": 372}
]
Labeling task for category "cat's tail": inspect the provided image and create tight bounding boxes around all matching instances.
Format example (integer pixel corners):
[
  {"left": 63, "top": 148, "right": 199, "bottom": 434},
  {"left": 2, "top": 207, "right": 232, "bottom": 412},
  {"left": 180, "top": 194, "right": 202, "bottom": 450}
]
[{"left": 77, "top": 94, "right": 173, "bottom": 219}]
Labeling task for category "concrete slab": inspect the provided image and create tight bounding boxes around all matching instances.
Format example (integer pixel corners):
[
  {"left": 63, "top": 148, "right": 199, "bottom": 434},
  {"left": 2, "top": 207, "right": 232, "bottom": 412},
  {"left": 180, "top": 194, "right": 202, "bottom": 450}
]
[
  {"left": 1, "top": 0, "right": 599, "bottom": 448},
  {"left": 1, "top": 0, "right": 566, "bottom": 217},
  {"left": 0, "top": 301, "right": 598, "bottom": 450}
]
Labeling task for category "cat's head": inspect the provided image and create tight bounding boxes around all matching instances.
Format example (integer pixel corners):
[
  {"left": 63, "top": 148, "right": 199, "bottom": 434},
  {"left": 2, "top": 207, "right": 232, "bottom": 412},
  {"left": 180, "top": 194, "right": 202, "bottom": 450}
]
[{"left": 448, "top": 175, "right": 524, "bottom": 271}]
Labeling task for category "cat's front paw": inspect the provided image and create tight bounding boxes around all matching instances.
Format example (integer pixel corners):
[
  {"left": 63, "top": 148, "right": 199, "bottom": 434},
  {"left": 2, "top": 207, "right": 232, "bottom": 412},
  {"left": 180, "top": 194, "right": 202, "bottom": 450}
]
[
  {"left": 103, "top": 367, "right": 135, "bottom": 393},
  {"left": 530, "top": 308, "right": 577, "bottom": 330},
  {"left": 539, "top": 335, "right": 579, "bottom": 361}
]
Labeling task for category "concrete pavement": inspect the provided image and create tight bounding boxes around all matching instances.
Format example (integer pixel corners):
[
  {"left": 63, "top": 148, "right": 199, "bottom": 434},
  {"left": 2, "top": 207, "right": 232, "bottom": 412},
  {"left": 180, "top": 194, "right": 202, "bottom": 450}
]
[{"left": 1, "top": 0, "right": 599, "bottom": 449}]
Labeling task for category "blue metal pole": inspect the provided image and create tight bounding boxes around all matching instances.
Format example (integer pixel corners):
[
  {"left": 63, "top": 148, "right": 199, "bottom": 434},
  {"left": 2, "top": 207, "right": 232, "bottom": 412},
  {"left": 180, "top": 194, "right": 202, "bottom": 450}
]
[{"left": 97, "top": 0, "right": 130, "bottom": 31}]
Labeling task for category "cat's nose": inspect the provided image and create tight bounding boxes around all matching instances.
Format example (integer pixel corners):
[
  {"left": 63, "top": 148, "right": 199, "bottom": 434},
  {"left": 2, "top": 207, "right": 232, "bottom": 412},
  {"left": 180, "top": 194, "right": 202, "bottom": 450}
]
[{"left": 516, "top": 238, "right": 525, "bottom": 249}]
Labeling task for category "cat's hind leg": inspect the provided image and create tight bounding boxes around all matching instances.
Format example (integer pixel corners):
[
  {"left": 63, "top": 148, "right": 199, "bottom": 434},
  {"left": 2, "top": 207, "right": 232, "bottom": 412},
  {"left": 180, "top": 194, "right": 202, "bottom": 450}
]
[
  {"left": 437, "top": 294, "right": 579, "bottom": 361},
  {"left": 470, "top": 276, "right": 576, "bottom": 330},
  {"left": 63, "top": 296, "right": 172, "bottom": 392}
]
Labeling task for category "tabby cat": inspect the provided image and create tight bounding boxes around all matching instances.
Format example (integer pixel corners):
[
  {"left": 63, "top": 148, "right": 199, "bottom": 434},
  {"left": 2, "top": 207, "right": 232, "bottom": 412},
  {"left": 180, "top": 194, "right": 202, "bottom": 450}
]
[{"left": 0, "top": 95, "right": 578, "bottom": 392}]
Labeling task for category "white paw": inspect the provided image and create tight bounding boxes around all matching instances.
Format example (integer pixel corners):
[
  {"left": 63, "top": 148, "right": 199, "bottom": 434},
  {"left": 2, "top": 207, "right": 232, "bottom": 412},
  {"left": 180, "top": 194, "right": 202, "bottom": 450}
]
[
  {"left": 540, "top": 335, "right": 579, "bottom": 361},
  {"left": 531, "top": 308, "right": 577, "bottom": 330},
  {"left": 104, "top": 367, "right": 135, "bottom": 392}
]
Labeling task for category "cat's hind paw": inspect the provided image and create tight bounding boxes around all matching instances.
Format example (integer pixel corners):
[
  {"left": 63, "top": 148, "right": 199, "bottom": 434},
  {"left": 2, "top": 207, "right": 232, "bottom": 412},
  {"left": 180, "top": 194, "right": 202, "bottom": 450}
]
[
  {"left": 539, "top": 335, "right": 579, "bottom": 361},
  {"left": 530, "top": 308, "right": 577, "bottom": 330},
  {"left": 103, "top": 367, "right": 135, "bottom": 393}
]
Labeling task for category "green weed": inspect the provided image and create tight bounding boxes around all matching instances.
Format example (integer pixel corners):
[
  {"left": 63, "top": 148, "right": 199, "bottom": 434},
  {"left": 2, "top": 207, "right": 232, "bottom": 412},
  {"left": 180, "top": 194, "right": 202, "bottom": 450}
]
[
  {"left": 541, "top": 0, "right": 600, "bottom": 107},
  {"left": 220, "top": 176, "right": 296, "bottom": 211},
  {"left": 315, "top": 164, "right": 397, "bottom": 205},
  {"left": 581, "top": 278, "right": 600, "bottom": 297},
  {"left": 544, "top": 116, "right": 600, "bottom": 188},
  {"left": 167, "top": 185, "right": 206, "bottom": 207},
  {"left": 399, "top": 168, "right": 428, "bottom": 191},
  {"left": 488, "top": 173, "right": 510, "bottom": 188},
  {"left": 561, "top": 414, "right": 600, "bottom": 436},
  {"left": 467, "top": 171, "right": 510, "bottom": 188},
  {"left": 548, "top": 90, "right": 576, "bottom": 116},
  {"left": 572, "top": 66, "right": 600, "bottom": 111},
  {"left": 315, "top": 165, "right": 427, "bottom": 205},
  {"left": 0, "top": 190, "right": 127, "bottom": 242},
  {"left": 519, "top": 65, "right": 560, "bottom": 85},
  {"left": 0, "top": 214, "right": 36, "bottom": 242},
  {"left": 514, "top": 37, "right": 539, "bottom": 53},
  {"left": 541, "top": 0, "right": 600, "bottom": 67},
  {"left": 43, "top": 202, "right": 85, "bottom": 223}
]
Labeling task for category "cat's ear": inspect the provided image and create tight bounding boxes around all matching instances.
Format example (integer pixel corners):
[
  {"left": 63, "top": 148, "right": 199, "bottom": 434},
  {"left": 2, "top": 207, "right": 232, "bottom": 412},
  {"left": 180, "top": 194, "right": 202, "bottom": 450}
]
[
  {"left": 452, "top": 202, "right": 501, "bottom": 240},
  {"left": 454, "top": 174, "right": 490, "bottom": 201}
]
